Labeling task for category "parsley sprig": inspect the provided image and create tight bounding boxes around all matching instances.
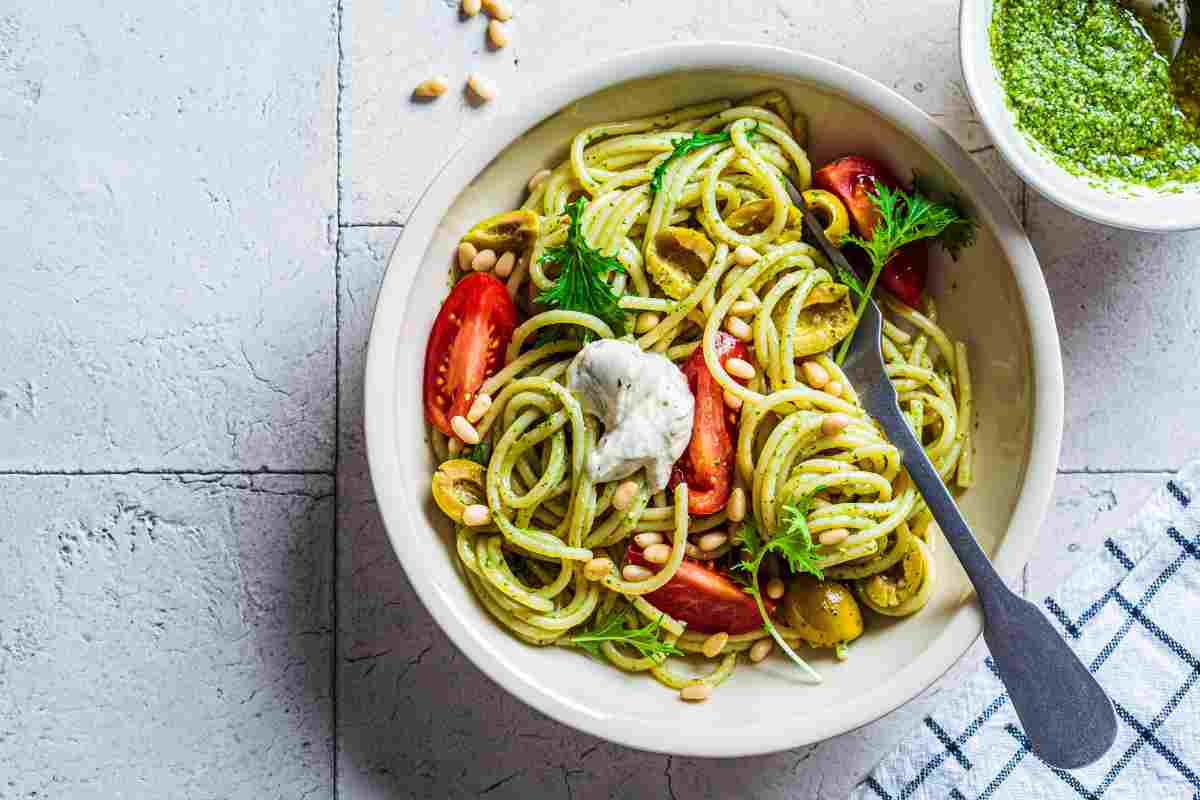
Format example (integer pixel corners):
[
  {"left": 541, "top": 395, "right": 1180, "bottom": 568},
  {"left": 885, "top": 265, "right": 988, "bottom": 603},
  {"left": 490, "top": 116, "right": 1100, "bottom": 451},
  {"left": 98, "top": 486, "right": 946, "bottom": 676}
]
[
  {"left": 568, "top": 609, "right": 683, "bottom": 660},
  {"left": 733, "top": 493, "right": 824, "bottom": 682},
  {"left": 649, "top": 124, "right": 758, "bottom": 197},
  {"left": 834, "top": 184, "right": 974, "bottom": 364},
  {"left": 536, "top": 198, "right": 627, "bottom": 335}
]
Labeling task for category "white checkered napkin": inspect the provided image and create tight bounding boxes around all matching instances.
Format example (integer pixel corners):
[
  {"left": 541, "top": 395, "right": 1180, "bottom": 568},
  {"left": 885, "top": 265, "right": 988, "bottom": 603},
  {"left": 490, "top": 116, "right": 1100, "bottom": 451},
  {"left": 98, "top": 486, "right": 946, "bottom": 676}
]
[{"left": 854, "top": 462, "right": 1200, "bottom": 800}]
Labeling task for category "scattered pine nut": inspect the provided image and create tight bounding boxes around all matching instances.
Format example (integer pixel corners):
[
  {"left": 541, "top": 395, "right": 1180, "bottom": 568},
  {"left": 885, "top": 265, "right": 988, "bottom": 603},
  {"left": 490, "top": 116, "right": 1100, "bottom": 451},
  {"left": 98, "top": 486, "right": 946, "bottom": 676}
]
[
  {"left": 457, "top": 241, "right": 478, "bottom": 271},
  {"left": 643, "top": 543, "right": 671, "bottom": 564},
  {"left": 801, "top": 360, "right": 830, "bottom": 389},
  {"left": 698, "top": 532, "right": 728, "bottom": 552},
  {"left": 461, "top": 0, "right": 482, "bottom": 17},
  {"left": 766, "top": 577, "right": 786, "bottom": 600},
  {"left": 413, "top": 76, "right": 450, "bottom": 99},
  {"left": 462, "top": 504, "right": 491, "bottom": 527},
  {"left": 481, "top": 0, "right": 512, "bottom": 20},
  {"left": 612, "top": 480, "right": 639, "bottom": 512},
  {"left": 725, "top": 316, "right": 752, "bottom": 342},
  {"left": 527, "top": 168, "right": 552, "bottom": 193},
  {"left": 701, "top": 632, "right": 729, "bottom": 658},
  {"left": 821, "top": 413, "right": 852, "bottom": 437},
  {"left": 583, "top": 557, "right": 613, "bottom": 581},
  {"left": 466, "top": 393, "right": 492, "bottom": 424},
  {"left": 621, "top": 564, "right": 653, "bottom": 581},
  {"left": 487, "top": 19, "right": 510, "bottom": 48},
  {"left": 471, "top": 248, "right": 497, "bottom": 272},
  {"left": 749, "top": 638, "right": 773, "bottom": 663},
  {"left": 466, "top": 72, "right": 498, "bottom": 103},
  {"left": 680, "top": 683, "right": 711, "bottom": 702},
  {"left": 635, "top": 311, "right": 661, "bottom": 334},
  {"left": 451, "top": 415, "right": 481, "bottom": 444},
  {"left": 733, "top": 245, "right": 759, "bottom": 266},
  {"left": 726, "top": 357, "right": 756, "bottom": 380},
  {"left": 634, "top": 532, "right": 664, "bottom": 548},
  {"left": 825, "top": 380, "right": 844, "bottom": 398},
  {"left": 819, "top": 528, "right": 850, "bottom": 546},
  {"left": 494, "top": 251, "right": 516, "bottom": 278},
  {"left": 727, "top": 487, "right": 746, "bottom": 523},
  {"left": 730, "top": 300, "right": 758, "bottom": 316}
]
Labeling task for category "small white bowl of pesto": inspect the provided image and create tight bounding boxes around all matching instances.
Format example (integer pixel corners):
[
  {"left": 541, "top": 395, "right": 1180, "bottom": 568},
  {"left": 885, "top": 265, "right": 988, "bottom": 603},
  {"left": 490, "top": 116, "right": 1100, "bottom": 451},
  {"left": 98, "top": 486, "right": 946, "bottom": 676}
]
[{"left": 961, "top": 0, "right": 1200, "bottom": 231}]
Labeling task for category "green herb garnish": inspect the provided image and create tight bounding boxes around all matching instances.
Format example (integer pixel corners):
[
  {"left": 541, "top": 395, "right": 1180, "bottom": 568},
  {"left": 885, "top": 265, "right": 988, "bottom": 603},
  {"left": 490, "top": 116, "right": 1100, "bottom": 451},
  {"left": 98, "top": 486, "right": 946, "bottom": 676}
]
[
  {"left": 463, "top": 438, "right": 492, "bottom": 466},
  {"left": 536, "top": 198, "right": 627, "bottom": 335},
  {"left": 649, "top": 124, "right": 758, "bottom": 198},
  {"left": 568, "top": 609, "right": 683, "bottom": 660},
  {"left": 834, "top": 184, "right": 974, "bottom": 364},
  {"left": 733, "top": 493, "right": 824, "bottom": 682}
]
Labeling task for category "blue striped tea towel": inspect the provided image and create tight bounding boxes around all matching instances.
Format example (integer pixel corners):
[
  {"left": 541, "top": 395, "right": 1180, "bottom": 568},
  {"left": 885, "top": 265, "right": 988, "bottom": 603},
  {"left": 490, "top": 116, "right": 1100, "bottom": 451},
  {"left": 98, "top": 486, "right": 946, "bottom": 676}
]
[{"left": 854, "top": 462, "right": 1200, "bottom": 800}]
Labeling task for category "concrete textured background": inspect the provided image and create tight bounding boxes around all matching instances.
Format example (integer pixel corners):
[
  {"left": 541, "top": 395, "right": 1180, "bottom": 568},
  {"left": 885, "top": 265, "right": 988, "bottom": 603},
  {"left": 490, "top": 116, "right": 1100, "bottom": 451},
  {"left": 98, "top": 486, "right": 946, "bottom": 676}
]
[{"left": 1, "top": 0, "right": 1195, "bottom": 797}]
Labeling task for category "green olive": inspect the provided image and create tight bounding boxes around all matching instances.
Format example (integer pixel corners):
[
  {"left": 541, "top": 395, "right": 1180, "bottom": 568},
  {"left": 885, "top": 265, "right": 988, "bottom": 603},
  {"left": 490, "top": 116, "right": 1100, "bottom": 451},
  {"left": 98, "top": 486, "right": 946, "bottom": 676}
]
[
  {"left": 646, "top": 226, "right": 716, "bottom": 300},
  {"left": 463, "top": 210, "right": 540, "bottom": 252},
  {"left": 724, "top": 198, "right": 802, "bottom": 235},
  {"left": 782, "top": 574, "right": 864, "bottom": 648},
  {"left": 777, "top": 282, "right": 856, "bottom": 359},
  {"left": 431, "top": 459, "right": 487, "bottom": 524},
  {"left": 858, "top": 544, "right": 927, "bottom": 614}
]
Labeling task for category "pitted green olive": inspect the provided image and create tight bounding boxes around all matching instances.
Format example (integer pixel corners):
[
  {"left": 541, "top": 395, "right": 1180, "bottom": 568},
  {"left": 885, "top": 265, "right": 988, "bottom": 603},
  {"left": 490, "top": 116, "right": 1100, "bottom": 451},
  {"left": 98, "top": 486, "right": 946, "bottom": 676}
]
[{"left": 782, "top": 574, "right": 864, "bottom": 648}]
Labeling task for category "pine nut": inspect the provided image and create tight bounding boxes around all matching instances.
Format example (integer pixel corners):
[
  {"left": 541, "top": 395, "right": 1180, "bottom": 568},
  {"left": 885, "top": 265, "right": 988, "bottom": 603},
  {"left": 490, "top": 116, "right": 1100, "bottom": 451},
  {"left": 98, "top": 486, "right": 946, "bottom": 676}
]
[
  {"left": 725, "top": 316, "right": 752, "bottom": 342},
  {"left": 462, "top": 504, "right": 491, "bottom": 527},
  {"left": 466, "top": 393, "right": 492, "bottom": 424},
  {"left": 643, "top": 543, "right": 671, "bottom": 564},
  {"left": 481, "top": 0, "right": 512, "bottom": 20},
  {"left": 680, "top": 683, "right": 711, "bottom": 702},
  {"left": 466, "top": 72, "right": 498, "bottom": 102},
  {"left": 487, "top": 19, "right": 509, "bottom": 48},
  {"left": 723, "top": 389, "right": 743, "bottom": 411},
  {"left": 825, "top": 380, "right": 844, "bottom": 398},
  {"left": 726, "top": 357, "right": 756, "bottom": 380},
  {"left": 749, "top": 638, "right": 773, "bottom": 663},
  {"left": 622, "top": 564, "right": 653, "bottom": 581},
  {"left": 727, "top": 487, "right": 746, "bottom": 523},
  {"left": 413, "top": 76, "right": 450, "bottom": 98},
  {"left": 730, "top": 300, "right": 758, "bottom": 316},
  {"left": 819, "top": 528, "right": 850, "bottom": 546},
  {"left": 812, "top": 495, "right": 833, "bottom": 509},
  {"left": 461, "top": 0, "right": 481, "bottom": 16},
  {"left": 734, "top": 245, "right": 759, "bottom": 266},
  {"left": 821, "top": 413, "right": 852, "bottom": 437},
  {"left": 457, "top": 241, "right": 478, "bottom": 271},
  {"left": 698, "top": 532, "right": 728, "bottom": 552},
  {"left": 448, "top": 437, "right": 463, "bottom": 456},
  {"left": 583, "top": 557, "right": 613, "bottom": 581},
  {"left": 612, "top": 480, "right": 639, "bottom": 511},
  {"left": 701, "top": 632, "right": 729, "bottom": 658},
  {"left": 493, "top": 251, "right": 516, "bottom": 279},
  {"left": 766, "top": 577, "right": 786, "bottom": 600},
  {"left": 471, "top": 248, "right": 497, "bottom": 272},
  {"left": 527, "top": 168, "right": 552, "bottom": 193},
  {"left": 801, "top": 360, "right": 830, "bottom": 389},
  {"left": 685, "top": 543, "right": 703, "bottom": 559},
  {"left": 635, "top": 311, "right": 661, "bottom": 334},
  {"left": 451, "top": 415, "right": 481, "bottom": 444},
  {"left": 634, "top": 532, "right": 663, "bottom": 548}
]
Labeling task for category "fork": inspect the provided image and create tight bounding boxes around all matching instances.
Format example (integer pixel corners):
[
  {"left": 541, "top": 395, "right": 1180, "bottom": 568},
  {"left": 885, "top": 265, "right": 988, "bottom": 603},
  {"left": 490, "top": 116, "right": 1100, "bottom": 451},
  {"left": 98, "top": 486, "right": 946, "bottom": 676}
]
[{"left": 785, "top": 178, "right": 1118, "bottom": 770}]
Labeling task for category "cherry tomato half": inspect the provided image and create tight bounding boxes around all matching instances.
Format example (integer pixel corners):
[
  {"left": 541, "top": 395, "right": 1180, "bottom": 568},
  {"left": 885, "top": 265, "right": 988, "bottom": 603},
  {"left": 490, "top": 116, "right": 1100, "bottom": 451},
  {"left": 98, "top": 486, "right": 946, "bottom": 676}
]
[
  {"left": 626, "top": 545, "right": 773, "bottom": 635},
  {"left": 669, "top": 332, "right": 749, "bottom": 516},
  {"left": 814, "top": 155, "right": 928, "bottom": 307},
  {"left": 422, "top": 273, "right": 518, "bottom": 436}
]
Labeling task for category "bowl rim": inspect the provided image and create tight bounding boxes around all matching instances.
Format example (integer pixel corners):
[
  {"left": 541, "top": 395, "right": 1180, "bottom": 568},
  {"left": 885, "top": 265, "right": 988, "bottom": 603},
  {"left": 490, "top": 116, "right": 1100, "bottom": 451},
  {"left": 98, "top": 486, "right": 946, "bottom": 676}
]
[
  {"left": 364, "top": 40, "right": 1065, "bottom": 757},
  {"left": 959, "top": 0, "right": 1200, "bottom": 233}
]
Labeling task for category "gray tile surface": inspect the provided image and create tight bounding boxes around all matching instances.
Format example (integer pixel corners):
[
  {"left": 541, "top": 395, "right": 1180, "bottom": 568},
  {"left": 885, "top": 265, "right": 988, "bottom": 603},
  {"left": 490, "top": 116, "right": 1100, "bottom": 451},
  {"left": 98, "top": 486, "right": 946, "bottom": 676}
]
[{"left": 5, "top": 1, "right": 1199, "bottom": 797}]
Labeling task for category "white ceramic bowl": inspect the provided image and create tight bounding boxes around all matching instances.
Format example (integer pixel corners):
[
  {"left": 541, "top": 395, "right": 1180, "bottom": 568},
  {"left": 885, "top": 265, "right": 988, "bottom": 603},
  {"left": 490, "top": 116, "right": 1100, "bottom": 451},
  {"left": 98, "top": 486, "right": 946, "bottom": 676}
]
[
  {"left": 961, "top": 0, "right": 1200, "bottom": 231},
  {"left": 364, "top": 42, "right": 1064, "bottom": 757}
]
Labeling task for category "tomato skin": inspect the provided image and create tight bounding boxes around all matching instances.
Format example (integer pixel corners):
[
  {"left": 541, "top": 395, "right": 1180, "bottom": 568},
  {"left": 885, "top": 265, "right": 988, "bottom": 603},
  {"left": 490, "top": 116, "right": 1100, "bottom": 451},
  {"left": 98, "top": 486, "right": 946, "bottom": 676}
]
[
  {"left": 626, "top": 546, "right": 773, "bottom": 634},
  {"left": 669, "top": 333, "right": 749, "bottom": 516},
  {"left": 814, "top": 156, "right": 928, "bottom": 307},
  {"left": 422, "top": 273, "right": 519, "bottom": 435}
]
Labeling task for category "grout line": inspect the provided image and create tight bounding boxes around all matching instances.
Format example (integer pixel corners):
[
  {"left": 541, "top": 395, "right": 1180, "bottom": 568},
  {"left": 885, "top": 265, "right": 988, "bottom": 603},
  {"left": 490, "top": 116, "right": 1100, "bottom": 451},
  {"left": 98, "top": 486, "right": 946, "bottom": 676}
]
[
  {"left": 332, "top": 0, "right": 345, "bottom": 792},
  {"left": 1020, "top": 181, "right": 1028, "bottom": 229},
  {"left": 1057, "top": 468, "right": 1177, "bottom": 475},
  {"left": 0, "top": 468, "right": 333, "bottom": 476},
  {"left": 341, "top": 222, "right": 406, "bottom": 229},
  {"left": 967, "top": 144, "right": 996, "bottom": 155}
]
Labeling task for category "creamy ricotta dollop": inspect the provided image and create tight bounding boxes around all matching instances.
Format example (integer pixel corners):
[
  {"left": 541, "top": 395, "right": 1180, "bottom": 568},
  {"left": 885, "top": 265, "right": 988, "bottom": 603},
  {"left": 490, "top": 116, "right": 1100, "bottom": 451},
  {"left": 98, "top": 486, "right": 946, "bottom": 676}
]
[{"left": 565, "top": 339, "right": 694, "bottom": 492}]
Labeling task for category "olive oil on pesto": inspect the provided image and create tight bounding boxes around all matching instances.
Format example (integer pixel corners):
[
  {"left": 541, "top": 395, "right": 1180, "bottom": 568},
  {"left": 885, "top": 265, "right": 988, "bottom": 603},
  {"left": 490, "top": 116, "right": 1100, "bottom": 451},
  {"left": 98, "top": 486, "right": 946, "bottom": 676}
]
[{"left": 991, "top": 0, "right": 1200, "bottom": 187}]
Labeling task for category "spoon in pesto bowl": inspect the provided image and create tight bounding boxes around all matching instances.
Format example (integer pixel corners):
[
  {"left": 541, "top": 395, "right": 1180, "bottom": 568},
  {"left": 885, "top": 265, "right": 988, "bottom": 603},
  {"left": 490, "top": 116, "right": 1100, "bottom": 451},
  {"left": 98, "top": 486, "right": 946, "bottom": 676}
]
[{"left": 786, "top": 179, "right": 1118, "bottom": 770}]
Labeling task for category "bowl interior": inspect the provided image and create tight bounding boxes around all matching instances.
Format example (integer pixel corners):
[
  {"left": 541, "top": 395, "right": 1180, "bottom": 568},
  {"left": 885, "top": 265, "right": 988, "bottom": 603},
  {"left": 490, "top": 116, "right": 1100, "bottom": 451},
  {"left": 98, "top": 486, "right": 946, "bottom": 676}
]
[
  {"left": 370, "top": 54, "right": 1057, "bottom": 756},
  {"left": 961, "top": 0, "right": 1200, "bottom": 231}
]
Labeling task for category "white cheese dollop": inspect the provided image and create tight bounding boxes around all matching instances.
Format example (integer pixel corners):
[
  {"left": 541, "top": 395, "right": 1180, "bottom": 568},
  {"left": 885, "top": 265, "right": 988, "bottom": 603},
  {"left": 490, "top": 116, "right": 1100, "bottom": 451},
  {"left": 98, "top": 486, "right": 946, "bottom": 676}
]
[{"left": 566, "top": 339, "right": 694, "bottom": 492}]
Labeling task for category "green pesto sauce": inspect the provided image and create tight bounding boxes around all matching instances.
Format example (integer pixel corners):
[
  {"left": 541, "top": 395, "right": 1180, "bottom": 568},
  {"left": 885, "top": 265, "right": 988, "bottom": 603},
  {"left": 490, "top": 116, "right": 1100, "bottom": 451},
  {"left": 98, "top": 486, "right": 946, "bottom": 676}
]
[{"left": 991, "top": 0, "right": 1200, "bottom": 188}]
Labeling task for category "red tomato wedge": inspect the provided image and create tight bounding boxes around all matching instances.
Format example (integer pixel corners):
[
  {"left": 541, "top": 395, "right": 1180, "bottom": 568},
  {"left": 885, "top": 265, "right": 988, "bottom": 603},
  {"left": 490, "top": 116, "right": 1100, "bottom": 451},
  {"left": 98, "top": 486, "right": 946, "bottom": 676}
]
[
  {"left": 422, "top": 273, "right": 518, "bottom": 436},
  {"left": 626, "top": 546, "right": 773, "bottom": 635},
  {"left": 669, "top": 333, "right": 749, "bottom": 516},
  {"left": 814, "top": 155, "right": 928, "bottom": 307}
]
